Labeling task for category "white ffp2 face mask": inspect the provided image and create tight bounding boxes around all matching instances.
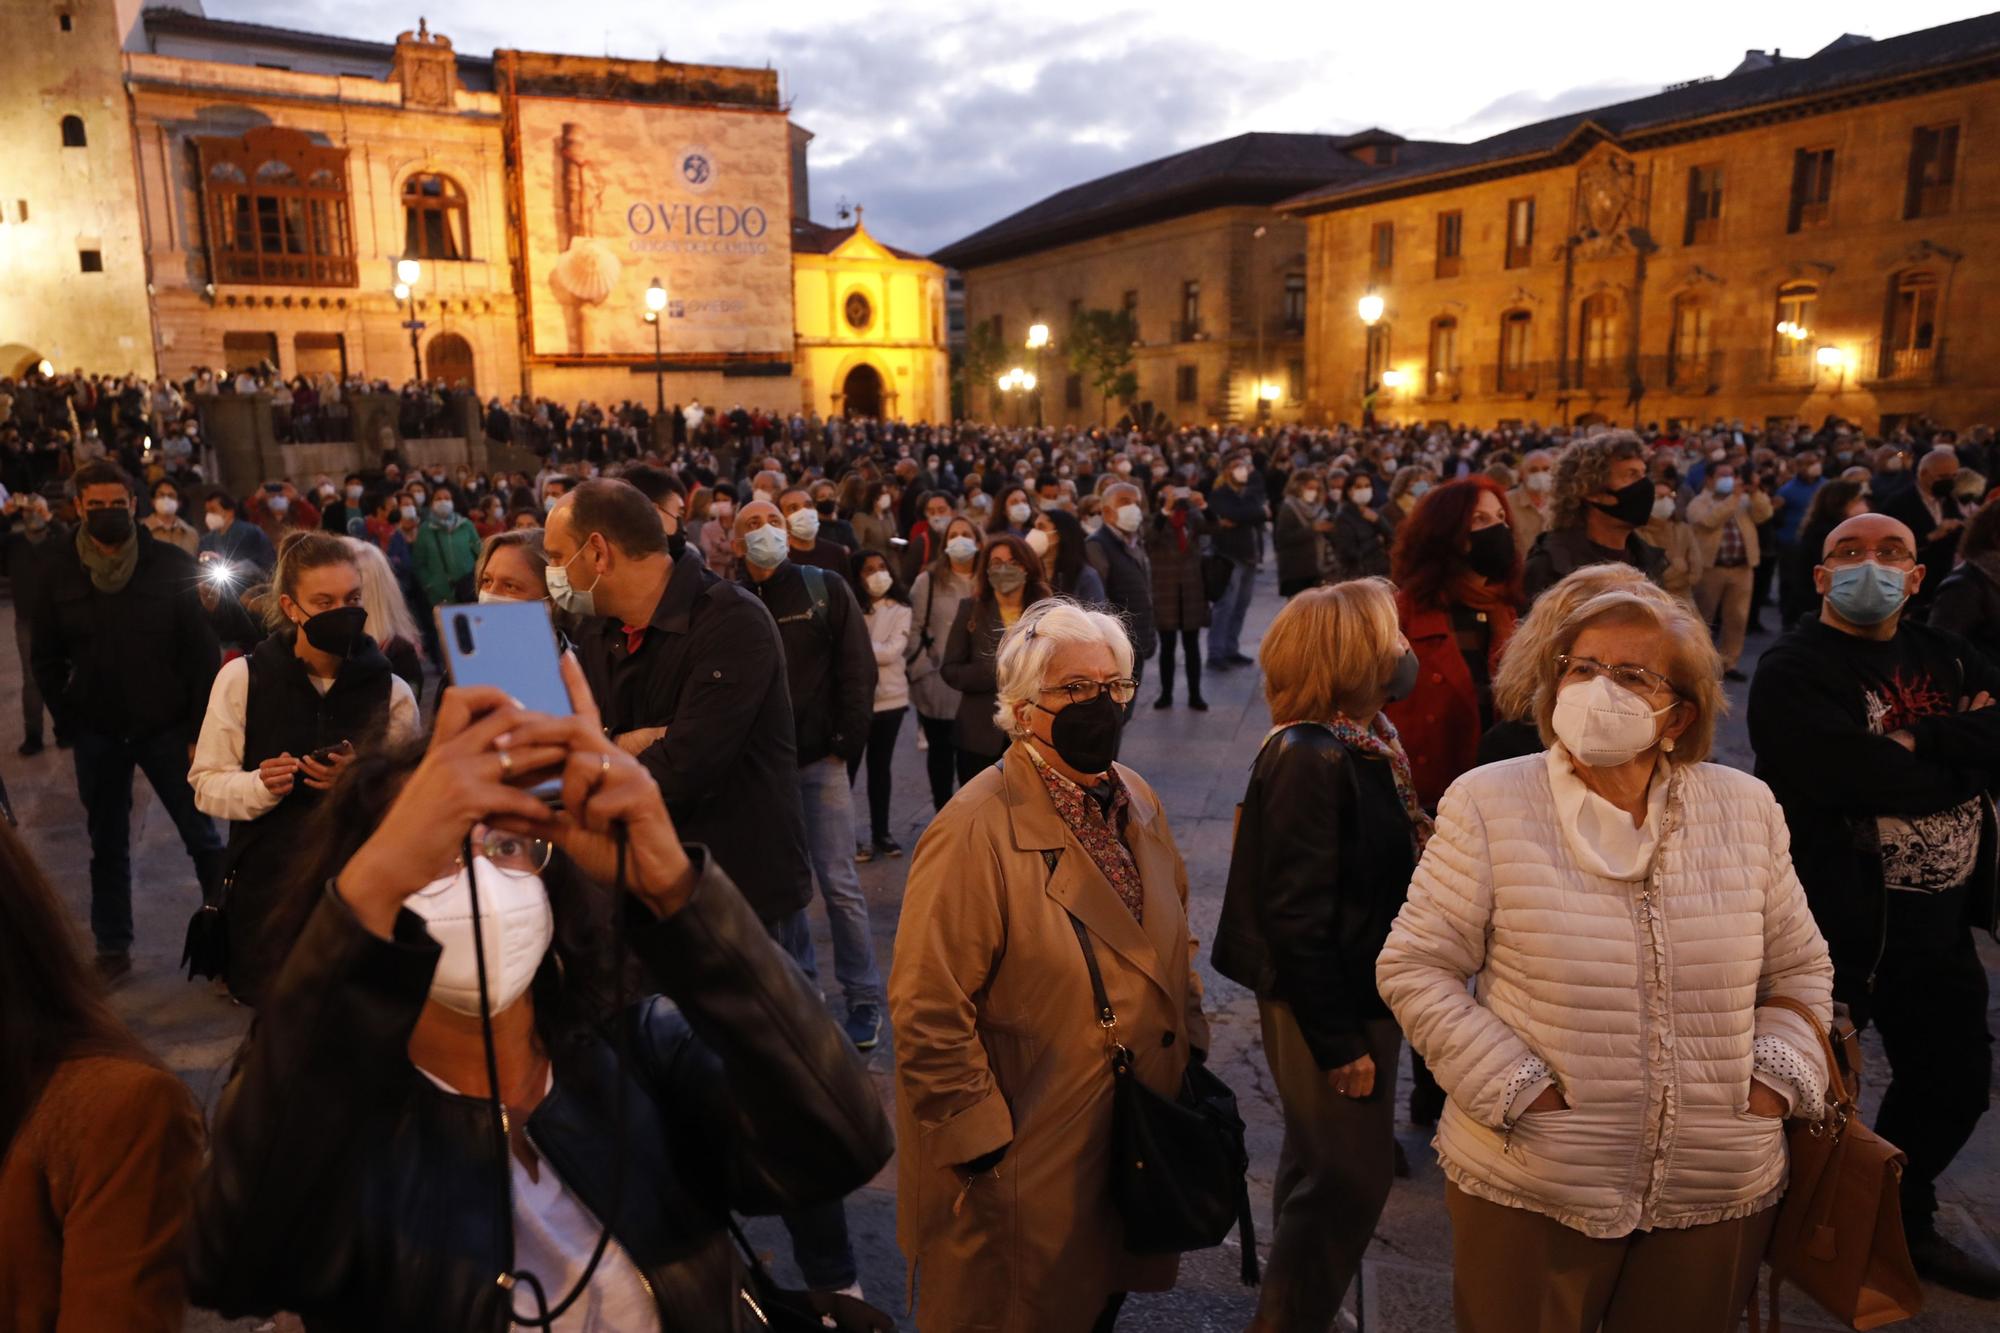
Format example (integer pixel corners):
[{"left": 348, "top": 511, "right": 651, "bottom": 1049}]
[
  {"left": 402, "top": 858, "right": 553, "bottom": 1017},
  {"left": 1552, "top": 675, "right": 1676, "bottom": 768}
]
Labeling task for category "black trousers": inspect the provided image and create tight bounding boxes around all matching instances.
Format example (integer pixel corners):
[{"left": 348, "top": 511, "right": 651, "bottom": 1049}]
[
  {"left": 917, "top": 713, "right": 959, "bottom": 811},
  {"left": 1870, "top": 887, "right": 1993, "bottom": 1229},
  {"left": 1154, "top": 628, "right": 1203, "bottom": 703},
  {"left": 846, "top": 707, "right": 906, "bottom": 844}
]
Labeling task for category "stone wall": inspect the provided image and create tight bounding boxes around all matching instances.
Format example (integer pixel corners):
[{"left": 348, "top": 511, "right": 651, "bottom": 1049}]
[
  {"left": 956, "top": 206, "right": 1308, "bottom": 427},
  {"left": 1294, "top": 79, "right": 2000, "bottom": 432}
]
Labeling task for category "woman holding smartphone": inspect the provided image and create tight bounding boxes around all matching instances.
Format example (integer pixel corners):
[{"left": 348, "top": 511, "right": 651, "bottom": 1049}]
[
  {"left": 189, "top": 531, "right": 419, "bottom": 1004},
  {"left": 188, "top": 659, "right": 894, "bottom": 1330}
]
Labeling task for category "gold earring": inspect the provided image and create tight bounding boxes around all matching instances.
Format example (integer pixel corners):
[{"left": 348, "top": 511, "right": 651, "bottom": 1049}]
[{"left": 1662, "top": 736, "right": 1676, "bottom": 754}]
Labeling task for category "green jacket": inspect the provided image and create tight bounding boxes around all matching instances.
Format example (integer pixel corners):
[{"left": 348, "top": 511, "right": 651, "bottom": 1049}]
[{"left": 413, "top": 516, "right": 480, "bottom": 606}]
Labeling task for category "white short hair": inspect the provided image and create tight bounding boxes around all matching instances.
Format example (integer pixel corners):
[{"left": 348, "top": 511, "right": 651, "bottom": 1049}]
[{"left": 993, "top": 598, "right": 1134, "bottom": 739}]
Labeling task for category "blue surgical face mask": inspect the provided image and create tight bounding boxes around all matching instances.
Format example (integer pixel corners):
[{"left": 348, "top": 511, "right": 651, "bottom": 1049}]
[
  {"left": 1714, "top": 476, "right": 1736, "bottom": 496},
  {"left": 743, "top": 524, "right": 790, "bottom": 570},
  {"left": 1824, "top": 561, "right": 1910, "bottom": 626}
]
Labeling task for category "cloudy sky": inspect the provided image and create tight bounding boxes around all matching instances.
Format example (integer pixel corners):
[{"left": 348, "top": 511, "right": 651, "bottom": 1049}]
[{"left": 211, "top": 0, "right": 1992, "bottom": 254}]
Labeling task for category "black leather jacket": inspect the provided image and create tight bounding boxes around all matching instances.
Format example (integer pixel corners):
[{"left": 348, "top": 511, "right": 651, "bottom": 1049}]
[
  {"left": 1211, "top": 725, "right": 1415, "bottom": 1070},
  {"left": 188, "top": 852, "right": 894, "bottom": 1331}
]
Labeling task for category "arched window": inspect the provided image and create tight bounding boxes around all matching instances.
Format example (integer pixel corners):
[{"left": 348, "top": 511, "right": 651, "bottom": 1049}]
[
  {"left": 1497, "top": 309, "right": 1533, "bottom": 393},
  {"left": 59, "top": 115, "right": 85, "bottom": 148},
  {"left": 1577, "top": 293, "right": 1620, "bottom": 388},
  {"left": 1427, "top": 316, "right": 1459, "bottom": 396},
  {"left": 1772, "top": 281, "right": 1817, "bottom": 371},
  {"left": 1669, "top": 293, "right": 1712, "bottom": 386},
  {"left": 1881, "top": 270, "right": 1940, "bottom": 379},
  {"left": 402, "top": 173, "right": 468, "bottom": 261}
]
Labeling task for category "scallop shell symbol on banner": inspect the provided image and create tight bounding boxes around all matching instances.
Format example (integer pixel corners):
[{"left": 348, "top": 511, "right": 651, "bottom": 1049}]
[{"left": 552, "top": 237, "right": 622, "bottom": 306}]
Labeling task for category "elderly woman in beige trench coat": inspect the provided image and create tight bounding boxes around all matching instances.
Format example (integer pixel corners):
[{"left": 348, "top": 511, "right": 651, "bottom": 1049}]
[{"left": 890, "top": 597, "right": 1210, "bottom": 1333}]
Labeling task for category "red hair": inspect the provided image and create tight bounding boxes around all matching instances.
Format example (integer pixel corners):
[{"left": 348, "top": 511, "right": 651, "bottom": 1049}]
[{"left": 1390, "top": 476, "right": 1522, "bottom": 612}]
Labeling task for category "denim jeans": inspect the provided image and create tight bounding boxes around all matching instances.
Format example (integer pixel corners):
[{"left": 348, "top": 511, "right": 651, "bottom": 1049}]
[
  {"left": 767, "top": 907, "right": 862, "bottom": 1291},
  {"left": 795, "top": 757, "right": 885, "bottom": 1012},
  {"left": 1206, "top": 559, "right": 1256, "bottom": 663},
  {"left": 72, "top": 726, "right": 227, "bottom": 954}
]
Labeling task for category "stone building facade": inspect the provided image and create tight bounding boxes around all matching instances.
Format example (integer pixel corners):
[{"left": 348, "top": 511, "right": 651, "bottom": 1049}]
[
  {"left": 0, "top": 4, "right": 946, "bottom": 418},
  {"left": 1282, "top": 17, "right": 2000, "bottom": 434},
  {"left": 0, "top": 0, "right": 157, "bottom": 377},
  {"left": 935, "top": 132, "right": 1452, "bottom": 428},
  {"left": 792, "top": 214, "right": 950, "bottom": 422}
]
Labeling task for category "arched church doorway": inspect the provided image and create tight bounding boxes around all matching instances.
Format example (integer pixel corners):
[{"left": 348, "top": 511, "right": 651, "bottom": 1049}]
[
  {"left": 426, "top": 333, "right": 475, "bottom": 391},
  {"left": 842, "top": 363, "right": 884, "bottom": 418}
]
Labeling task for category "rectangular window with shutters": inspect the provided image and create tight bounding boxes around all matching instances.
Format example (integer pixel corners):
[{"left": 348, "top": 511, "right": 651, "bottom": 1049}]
[
  {"left": 1505, "top": 198, "right": 1534, "bottom": 269},
  {"left": 1788, "top": 148, "right": 1834, "bottom": 232},
  {"left": 1683, "top": 164, "right": 1723, "bottom": 245},
  {"left": 1435, "top": 210, "right": 1462, "bottom": 278},
  {"left": 1282, "top": 274, "right": 1306, "bottom": 331},
  {"left": 1176, "top": 365, "right": 1198, "bottom": 403},
  {"left": 77, "top": 248, "right": 102, "bottom": 272},
  {"left": 1498, "top": 310, "right": 1533, "bottom": 393},
  {"left": 1179, "top": 280, "right": 1200, "bottom": 339},
  {"left": 1905, "top": 124, "right": 1959, "bottom": 219},
  {"left": 1370, "top": 221, "right": 1394, "bottom": 274}
]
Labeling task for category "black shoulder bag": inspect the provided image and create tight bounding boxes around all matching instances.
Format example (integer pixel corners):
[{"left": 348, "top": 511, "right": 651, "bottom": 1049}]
[{"left": 1059, "top": 873, "right": 1258, "bottom": 1285}]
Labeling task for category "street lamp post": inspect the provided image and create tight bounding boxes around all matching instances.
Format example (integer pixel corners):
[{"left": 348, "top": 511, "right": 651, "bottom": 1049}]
[
  {"left": 997, "top": 367, "right": 1035, "bottom": 427},
  {"left": 1026, "top": 323, "right": 1049, "bottom": 427},
  {"left": 395, "top": 258, "right": 424, "bottom": 382},
  {"left": 1252, "top": 224, "right": 1268, "bottom": 420},
  {"left": 645, "top": 276, "right": 668, "bottom": 416}
]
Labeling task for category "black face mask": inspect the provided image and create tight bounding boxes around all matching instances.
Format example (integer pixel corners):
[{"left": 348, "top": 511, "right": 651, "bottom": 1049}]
[
  {"left": 84, "top": 506, "right": 134, "bottom": 546},
  {"left": 1038, "top": 692, "right": 1125, "bottom": 774},
  {"left": 1466, "top": 524, "right": 1514, "bottom": 580},
  {"left": 298, "top": 605, "right": 368, "bottom": 658},
  {"left": 1589, "top": 476, "right": 1655, "bottom": 529},
  {"left": 667, "top": 529, "right": 688, "bottom": 562}
]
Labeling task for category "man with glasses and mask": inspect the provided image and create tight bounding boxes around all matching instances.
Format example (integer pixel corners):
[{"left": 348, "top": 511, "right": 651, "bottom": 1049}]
[
  {"left": 1748, "top": 512, "right": 2000, "bottom": 1300},
  {"left": 29, "top": 459, "right": 225, "bottom": 980}
]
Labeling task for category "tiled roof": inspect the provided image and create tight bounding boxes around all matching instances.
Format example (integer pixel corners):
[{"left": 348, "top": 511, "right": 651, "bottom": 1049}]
[
  {"left": 1282, "top": 12, "right": 2000, "bottom": 214},
  {"left": 931, "top": 130, "right": 1450, "bottom": 269}
]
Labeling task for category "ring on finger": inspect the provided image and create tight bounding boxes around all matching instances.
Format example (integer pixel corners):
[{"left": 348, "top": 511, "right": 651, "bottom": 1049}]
[
  {"left": 497, "top": 747, "right": 514, "bottom": 776},
  {"left": 597, "top": 752, "right": 613, "bottom": 782}
]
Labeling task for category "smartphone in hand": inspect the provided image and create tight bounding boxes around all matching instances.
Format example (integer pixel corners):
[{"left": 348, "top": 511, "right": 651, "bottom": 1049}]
[{"left": 436, "top": 600, "right": 573, "bottom": 803}]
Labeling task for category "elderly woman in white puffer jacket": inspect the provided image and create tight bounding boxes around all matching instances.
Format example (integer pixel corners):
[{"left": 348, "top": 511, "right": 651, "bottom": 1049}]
[{"left": 1377, "top": 581, "right": 1835, "bottom": 1333}]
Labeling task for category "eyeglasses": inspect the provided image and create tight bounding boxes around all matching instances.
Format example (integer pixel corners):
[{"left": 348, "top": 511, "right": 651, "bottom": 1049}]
[
  {"left": 1041, "top": 678, "right": 1138, "bottom": 706},
  {"left": 417, "top": 830, "right": 554, "bottom": 888},
  {"left": 1823, "top": 541, "right": 1916, "bottom": 567},
  {"left": 1556, "top": 653, "right": 1678, "bottom": 700}
]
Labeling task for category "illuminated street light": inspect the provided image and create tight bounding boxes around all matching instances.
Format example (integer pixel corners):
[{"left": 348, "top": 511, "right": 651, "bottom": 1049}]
[
  {"left": 393, "top": 282, "right": 411, "bottom": 302},
  {"left": 645, "top": 276, "right": 668, "bottom": 415},
  {"left": 1026, "top": 323, "right": 1049, "bottom": 349},
  {"left": 1258, "top": 381, "right": 1283, "bottom": 402},
  {"left": 1358, "top": 293, "right": 1385, "bottom": 326},
  {"left": 1814, "top": 345, "right": 1845, "bottom": 368},
  {"left": 1025, "top": 323, "right": 1050, "bottom": 424},
  {"left": 34, "top": 358, "right": 52, "bottom": 377},
  {"left": 1019, "top": 371, "right": 1037, "bottom": 393},
  {"left": 1775, "top": 320, "right": 1810, "bottom": 342},
  {"left": 1380, "top": 369, "right": 1407, "bottom": 389},
  {"left": 396, "top": 257, "right": 422, "bottom": 287}
]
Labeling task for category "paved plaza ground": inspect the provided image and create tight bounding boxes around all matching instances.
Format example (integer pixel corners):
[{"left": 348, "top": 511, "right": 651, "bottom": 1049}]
[{"left": 3, "top": 568, "right": 1995, "bottom": 1332}]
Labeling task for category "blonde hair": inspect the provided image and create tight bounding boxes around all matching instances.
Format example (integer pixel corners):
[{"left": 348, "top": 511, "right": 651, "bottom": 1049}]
[
  {"left": 1492, "top": 564, "right": 1657, "bottom": 721},
  {"left": 1261, "top": 577, "right": 1402, "bottom": 724},
  {"left": 1531, "top": 589, "right": 1726, "bottom": 764},
  {"left": 993, "top": 598, "right": 1134, "bottom": 739},
  {"left": 343, "top": 537, "right": 420, "bottom": 647}
]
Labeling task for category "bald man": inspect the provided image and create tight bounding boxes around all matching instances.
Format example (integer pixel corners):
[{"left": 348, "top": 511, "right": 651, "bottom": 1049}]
[
  {"left": 1748, "top": 511, "right": 2000, "bottom": 1297},
  {"left": 1877, "top": 445, "right": 1968, "bottom": 617}
]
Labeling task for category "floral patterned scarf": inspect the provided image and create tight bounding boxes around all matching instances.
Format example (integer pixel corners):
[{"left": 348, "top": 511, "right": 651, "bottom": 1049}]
[{"left": 1266, "top": 713, "right": 1434, "bottom": 857}]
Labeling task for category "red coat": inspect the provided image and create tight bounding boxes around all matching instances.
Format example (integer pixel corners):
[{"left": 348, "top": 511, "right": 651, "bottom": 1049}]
[{"left": 1385, "top": 597, "right": 1516, "bottom": 810}]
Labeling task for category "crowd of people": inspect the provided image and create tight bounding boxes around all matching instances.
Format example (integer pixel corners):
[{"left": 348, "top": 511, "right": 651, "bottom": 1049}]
[{"left": 2, "top": 391, "right": 1998, "bottom": 1333}]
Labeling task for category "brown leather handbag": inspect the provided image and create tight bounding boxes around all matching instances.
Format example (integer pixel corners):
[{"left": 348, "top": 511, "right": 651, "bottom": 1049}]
[{"left": 1750, "top": 995, "right": 1923, "bottom": 1332}]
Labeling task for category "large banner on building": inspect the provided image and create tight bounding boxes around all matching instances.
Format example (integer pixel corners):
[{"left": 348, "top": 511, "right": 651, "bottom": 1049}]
[{"left": 514, "top": 97, "right": 791, "bottom": 359}]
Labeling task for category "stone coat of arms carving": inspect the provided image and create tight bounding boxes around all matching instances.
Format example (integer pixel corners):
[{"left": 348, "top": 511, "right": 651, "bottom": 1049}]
[{"left": 1573, "top": 151, "right": 1645, "bottom": 258}]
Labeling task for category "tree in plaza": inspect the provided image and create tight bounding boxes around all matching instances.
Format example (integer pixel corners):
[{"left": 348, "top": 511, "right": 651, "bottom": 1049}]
[
  {"left": 1065, "top": 308, "right": 1139, "bottom": 427},
  {"left": 955, "top": 322, "right": 1006, "bottom": 420}
]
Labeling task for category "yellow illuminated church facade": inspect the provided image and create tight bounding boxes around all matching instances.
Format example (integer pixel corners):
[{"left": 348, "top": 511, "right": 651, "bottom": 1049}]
[{"left": 0, "top": 3, "right": 948, "bottom": 422}]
